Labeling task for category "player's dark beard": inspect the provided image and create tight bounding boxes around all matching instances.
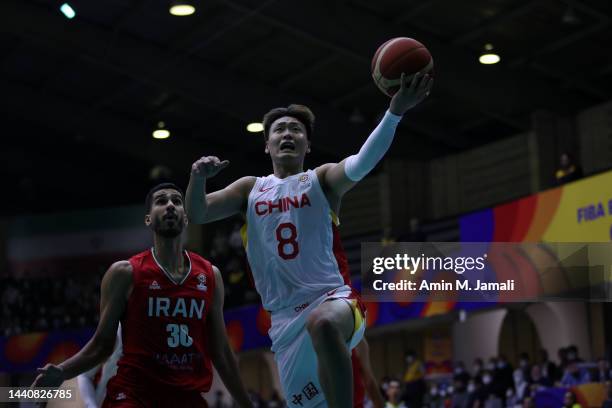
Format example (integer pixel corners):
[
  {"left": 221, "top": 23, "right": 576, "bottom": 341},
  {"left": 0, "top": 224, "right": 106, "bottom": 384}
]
[{"left": 153, "top": 215, "right": 184, "bottom": 238}]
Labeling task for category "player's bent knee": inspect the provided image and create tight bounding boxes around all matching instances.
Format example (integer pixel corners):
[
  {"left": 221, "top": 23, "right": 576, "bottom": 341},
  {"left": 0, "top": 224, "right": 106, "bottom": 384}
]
[{"left": 306, "top": 311, "right": 339, "bottom": 343}]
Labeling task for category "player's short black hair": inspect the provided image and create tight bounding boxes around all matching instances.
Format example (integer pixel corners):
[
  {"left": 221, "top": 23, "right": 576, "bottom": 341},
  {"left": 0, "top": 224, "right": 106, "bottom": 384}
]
[
  {"left": 262, "top": 104, "right": 315, "bottom": 140},
  {"left": 145, "top": 182, "right": 184, "bottom": 213}
]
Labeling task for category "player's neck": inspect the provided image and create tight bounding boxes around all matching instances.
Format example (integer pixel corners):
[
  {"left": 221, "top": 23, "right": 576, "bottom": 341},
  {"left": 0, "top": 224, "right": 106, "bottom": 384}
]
[
  {"left": 152, "top": 236, "right": 185, "bottom": 276},
  {"left": 272, "top": 161, "right": 304, "bottom": 179}
]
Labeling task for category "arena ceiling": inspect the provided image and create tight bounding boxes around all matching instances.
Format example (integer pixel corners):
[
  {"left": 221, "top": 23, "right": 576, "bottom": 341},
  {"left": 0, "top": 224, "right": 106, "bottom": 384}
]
[{"left": 2, "top": 0, "right": 611, "bottom": 214}]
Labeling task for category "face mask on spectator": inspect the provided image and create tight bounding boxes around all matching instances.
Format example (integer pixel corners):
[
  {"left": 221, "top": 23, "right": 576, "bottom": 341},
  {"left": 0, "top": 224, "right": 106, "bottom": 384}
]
[
  {"left": 440, "top": 390, "right": 447, "bottom": 398},
  {"left": 486, "top": 362, "right": 495, "bottom": 371},
  {"left": 506, "top": 389, "right": 514, "bottom": 398},
  {"left": 430, "top": 387, "right": 438, "bottom": 396},
  {"left": 467, "top": 383, "right": 476, "bottom": 393},
  {"left": 447, "top": 386, "right": 454, "bottom": 394},
  {"left": 473, "top": 364, "right": 482, "bottom": 373},
  {"left": 455, "top": 367, "right": 463, "bottom": 374},
  {"left": 520, "top": 359, "right": 529, "bottom": 368},
  {"left": 497, "top": 361, "right": 505, "bottom": 369},
  {"left": 483, "top": 375, "right": 492, "bottom": 384}
]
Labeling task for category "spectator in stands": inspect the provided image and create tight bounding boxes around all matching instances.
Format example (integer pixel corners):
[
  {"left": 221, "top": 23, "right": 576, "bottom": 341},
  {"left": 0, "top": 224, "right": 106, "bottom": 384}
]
[
  {"left": 522, "top": 396, "right": 535, "bottom": 408},
  {"left": 512, "top": 368, "right": 529, "bottom": 403},
  {"left": 423, "top": 383, "right": 442, "bottom": 408},
  {"left": 555, "top": 152, "right": 583, "bottom": 185},
  {"left": 567, "top": 345, "right": 582, "bottom": 362},
  {"left": 494, "top": 355, "right": 514, "bottom": 398},
  {"left": 593, "top": 358, "right": 612, "bottom": 383},
  {"left": 538, "top": 348, "right": 558, "bottom": 383},
  {"left": 473, "top": 358, "right": 485, "bottom": 380},
  {"left": 505, "top": 387, "right": 520, "bottom": 408},
  {"left": 401, "top": 350, "right": 426, "bottom": 408},
  {"left": 563, "top": 391, "right": 582, "bottom": 408},
  {"left": 561, "top": 360, "right": 591, "bottom": 386},
  {"left": 558, "top": 347, "right": 570, "bottom": 373},
  {"left": 454, "top": 361, "right": 471, "bottom": 386},
  {"left": 466, "top": 377, "right": 487, "bottom": 408},
  {"left": 385, "top": 379, "right": 407, "bottom": 408},
  {"left": 451, "top": 375, "right": 470, "bottom": 408},
  {"left": 602, "top": 381, "right": 612, "bottom": 408},
  {"left": 529, "top": 364, "right": 551, "bottom": 389},
  {"left": 517, "top": 352, "right": 531, "bottom": 381}
]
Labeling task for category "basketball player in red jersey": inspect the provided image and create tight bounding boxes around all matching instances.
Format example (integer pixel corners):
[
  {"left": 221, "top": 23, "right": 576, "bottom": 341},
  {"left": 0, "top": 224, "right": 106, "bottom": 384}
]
[
  {"left": 33, "top": 183, "right": 253, "bottom": 408},
  {"left": 186, "top": 72, "right": 431, "bottom": 407},
  {"left": 353, "top": 339, "right": 384, "bottom": 408}
]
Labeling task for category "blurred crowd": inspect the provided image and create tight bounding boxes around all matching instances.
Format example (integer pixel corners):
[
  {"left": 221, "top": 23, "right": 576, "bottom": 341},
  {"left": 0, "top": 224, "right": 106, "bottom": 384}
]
[
  {"left": 205, "top": 222, "right": 260, "bottom": 308},
  {"left": 0, "top": 274, "right": 100, "bottom": 337},
  {"left": 0, "top": 220, "right": 260, "bottom": 336},
  {"left": 379, "top": 347, "right": 611, "bottom": 408},
  {"left": 202, "top": 346, "right": 612, "bottom": 408}
]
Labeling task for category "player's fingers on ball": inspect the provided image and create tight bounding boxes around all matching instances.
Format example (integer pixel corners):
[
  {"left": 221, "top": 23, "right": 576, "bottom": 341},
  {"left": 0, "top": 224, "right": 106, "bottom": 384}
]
[
  {"left": 418, "top": 74, "right": 431, "bottom": 91},
  {"left": 409, "top": 72, "right": 421, "bottom": 90},
  {"left": 400, "top": 72, "right": 407, "bottom": 88}
]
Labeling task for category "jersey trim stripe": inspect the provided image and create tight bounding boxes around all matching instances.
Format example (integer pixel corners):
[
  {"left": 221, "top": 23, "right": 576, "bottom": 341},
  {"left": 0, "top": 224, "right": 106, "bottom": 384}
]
[{"left": 150, "top": 247, "right": 193, "bottom": 285}]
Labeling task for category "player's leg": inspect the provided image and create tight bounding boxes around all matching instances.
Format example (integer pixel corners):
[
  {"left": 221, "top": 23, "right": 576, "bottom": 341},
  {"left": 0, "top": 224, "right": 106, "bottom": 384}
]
[
  {"left": 306, "top": 298, "right": 355, "bottom": 408},
  {"left": 275, "top": 329, "right": 327, "bottom": 407}
]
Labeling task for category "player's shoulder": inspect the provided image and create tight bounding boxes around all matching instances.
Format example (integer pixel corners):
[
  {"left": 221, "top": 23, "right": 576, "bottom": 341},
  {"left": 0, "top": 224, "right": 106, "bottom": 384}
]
[
  {"left": 235, "top": 176, "right": 257, "bottom": 191},
  {"left": 103, "top": 260, "right": 134, "bottom": 288},
  {"left": 314, "top": 163, "right": 336, "bottom": 178}
]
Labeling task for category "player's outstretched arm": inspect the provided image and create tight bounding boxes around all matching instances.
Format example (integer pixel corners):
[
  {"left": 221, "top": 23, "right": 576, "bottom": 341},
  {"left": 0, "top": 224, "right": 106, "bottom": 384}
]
[
  {"left": 354, "top": 339, "right": 385, "bottom": 408},
  {"left": 317, "top": 72, "right": 433, "bottom": 198},
  {"left": 207, "top": 266, "right": 253, "bottom": 408},
  {"left": 186, "top": 156, "right": 254, "bottom": 224},
  {"left": 32, "top": 261, "right": 132, "bottom": 388}
]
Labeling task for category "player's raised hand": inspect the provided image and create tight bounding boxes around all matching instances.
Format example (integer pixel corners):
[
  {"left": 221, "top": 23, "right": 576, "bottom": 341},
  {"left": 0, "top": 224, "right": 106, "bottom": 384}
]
[
  {"left": 191, "top": 156, "right": 230, "bottom": 179},
  {"left": 389, "top": 71, "right": 433, "bottom": 115},
  {"left": 32, "top": 364, "right": 64, "bottom": 387}
]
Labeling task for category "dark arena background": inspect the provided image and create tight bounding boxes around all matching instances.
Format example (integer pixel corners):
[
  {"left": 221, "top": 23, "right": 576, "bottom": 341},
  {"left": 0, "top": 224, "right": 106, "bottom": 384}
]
[{"left": 1, "top": 0, "right": 612, "bottom": 407}]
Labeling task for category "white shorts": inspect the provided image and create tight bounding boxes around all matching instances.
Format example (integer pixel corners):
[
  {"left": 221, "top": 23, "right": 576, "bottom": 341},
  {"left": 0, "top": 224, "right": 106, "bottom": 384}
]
[{"left": 269, "top": 285, "right": 366, "bottom": 407}]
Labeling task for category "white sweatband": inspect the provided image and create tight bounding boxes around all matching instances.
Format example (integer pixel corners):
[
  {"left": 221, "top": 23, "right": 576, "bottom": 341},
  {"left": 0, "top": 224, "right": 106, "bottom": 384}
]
[{"left": 344, "top": 110, "right": 402, "bottom": 181}]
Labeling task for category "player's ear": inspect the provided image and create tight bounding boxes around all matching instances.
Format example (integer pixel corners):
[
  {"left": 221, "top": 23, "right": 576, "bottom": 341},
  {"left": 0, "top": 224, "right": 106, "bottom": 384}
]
[
  {"left": 144, "top": 214, "right": 151, "bottom": 226},
  {"left": 264, "top": 139, "right": 270, "bottom": 154},
  {"left": 307, "top": 139, "right": 311, "bottom": 154}
]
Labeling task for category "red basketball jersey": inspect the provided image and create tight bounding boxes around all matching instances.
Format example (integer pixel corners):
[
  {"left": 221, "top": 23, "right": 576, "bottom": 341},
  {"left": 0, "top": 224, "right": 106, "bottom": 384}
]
[{"left": 109, "top": 249, "right": 215, "bottom": 393}]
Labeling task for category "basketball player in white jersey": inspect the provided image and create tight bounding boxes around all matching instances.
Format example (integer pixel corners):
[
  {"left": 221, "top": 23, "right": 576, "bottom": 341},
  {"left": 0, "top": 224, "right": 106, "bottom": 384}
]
[
  {"left": 186, "top": 72, "right": 432, "bottom": 407},
  {"left": 77, "top": 326, "right": 122, "bottom": 407}
]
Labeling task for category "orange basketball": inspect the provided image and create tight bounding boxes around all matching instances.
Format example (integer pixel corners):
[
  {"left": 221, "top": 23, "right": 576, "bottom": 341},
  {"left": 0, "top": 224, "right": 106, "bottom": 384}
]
[{"left": 371, "top": 37, "right": 433, "bottom": 97}]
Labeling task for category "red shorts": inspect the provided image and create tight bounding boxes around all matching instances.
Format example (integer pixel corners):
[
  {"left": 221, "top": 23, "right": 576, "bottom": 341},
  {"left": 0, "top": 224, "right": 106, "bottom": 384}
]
[{"left": 102, "top": 381, "right": 209, "bottom": 408}]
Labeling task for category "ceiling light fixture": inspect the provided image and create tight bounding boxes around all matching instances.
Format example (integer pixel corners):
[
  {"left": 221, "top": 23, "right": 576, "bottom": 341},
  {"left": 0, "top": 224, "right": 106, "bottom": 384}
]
[
  {"left": 153, "top": 121, "right": 170, "bottom": 139},
  {"left": 60, "top": 3, "right": 76, "bottom": 19},
  {"left": 479, "top": 43, "right": 500, "bottom": 65},
  {"left": 169, "top": 1, "right": 196, "bottom": 16},
  {"left": 247, "top": 122, "right": 264, "bottom": 133}
]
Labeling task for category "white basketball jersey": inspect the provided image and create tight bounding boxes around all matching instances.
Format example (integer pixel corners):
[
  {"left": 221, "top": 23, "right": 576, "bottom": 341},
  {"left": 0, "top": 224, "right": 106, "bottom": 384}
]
[{"left": 245, "top": 169, "right": 345, "bottom": 311}]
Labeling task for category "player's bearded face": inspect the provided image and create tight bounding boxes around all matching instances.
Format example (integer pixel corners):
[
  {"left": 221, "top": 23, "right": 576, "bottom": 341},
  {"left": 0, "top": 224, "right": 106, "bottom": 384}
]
[
  {"left": 148, "top": 190, "right": 186, "bottom": 237},
  {"left": 266, "top": 116, "right": 310, "bottom": 162}
]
